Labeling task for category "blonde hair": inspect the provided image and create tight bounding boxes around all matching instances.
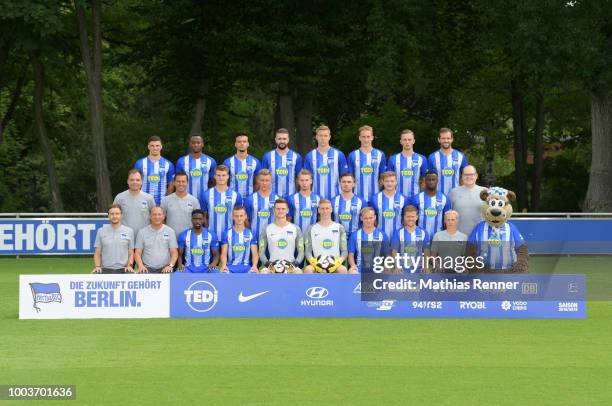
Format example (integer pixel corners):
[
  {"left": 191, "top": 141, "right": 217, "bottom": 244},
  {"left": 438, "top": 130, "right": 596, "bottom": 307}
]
[
  {"left": 400, "top": 129, "right": 414, "bottom": 137},
  {"left": 378, "top": 171, "right": 397, "bottom": 188},
  {"left": 316, "top": 125, "right": 330, "bottom": 133},
  {"left": 359, "top": 125, "right": 373, "bottom": 134},
  {"left": 444, "top": 210, "right": 459, "bottom": 219}
]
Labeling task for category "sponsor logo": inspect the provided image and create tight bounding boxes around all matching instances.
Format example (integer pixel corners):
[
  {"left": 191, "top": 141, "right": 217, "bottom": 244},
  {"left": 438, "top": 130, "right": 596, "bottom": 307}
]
[
  {"left": 382, "top": 210, "right": 396, "bottom": 218},
  {"left": 238, "top": 290, "right": 270, "bottom": 303},
  {"left": 339, "top": 212, "right": 352, "bottom": 221},
  {"left": 214, "top": 205, "right": 228, "bottom": 214},
  {"left": 300, "top": 210, "right": 313, "bottom": 217},
  {"left": 140, "top": 201, "right": 149, "bottom": 211},
  {"left": 190, "top": 169, "right": 203, "bottom": 177},
  {"left": 558, "top": 302, "right": 579, "bottom": 312},
  {"left": 353, "top": 283, "right": 361, "bottom": 294},
  {"left": 441, "top": 168, "right": 454, "bottom": 177},
  {"left": 147, "top": 175, "right": 161, "bottom": 183},
  {"left": 501, "top": 300, "right": 527, "bottom": 311},
  {"left": 301, "top": 286, "right": 333, "bottom": 306},
  {"left": 501, "top": 300, "right": 512, "bottom": 311},
  {"left": 317, "top": 166, "right": 331, "bottom": 174},
  {"left": 276, "top": 238, "right": 288, "bottom": 249},
  {"left": 360, "top": 166, "right": 374, "bottom": 174},
  {"left": 276, "top": 167, "right": 288, "bottom": 176},
  {"left": 257, "top": 210, "right": 271, "bottom": 218},
  {"left": 232, "top": 245, "right": 246, "bottom": 252},
  {"left": 184, "top": 280, "right": 218, "bottom": 313},
  {"left": 376, "top": 300, "right": 395, "bottom": 311},
  {"left": 487, "top": 237, "right": 502, "bottom": 247},
  {"left": 459, "top": 301, "right": 487, "bottom": 310},
  {"left": 236, "top": 173, "right": 249, "bottom": 181},
  {"left": 424, "top": 208, "right": 437, "bottom": 217},
  {"left": 401, "top": 169, "right": 414, "bottom": 177},
  {"left": 190, "top": 247, "right": 204, "bottom": 255},
  {"left": 322, "top": 238, "right": 334, "bottom": 249}
]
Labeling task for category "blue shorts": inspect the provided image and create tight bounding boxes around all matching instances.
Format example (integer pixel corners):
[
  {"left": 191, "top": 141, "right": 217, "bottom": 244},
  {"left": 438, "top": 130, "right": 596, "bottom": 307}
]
[
  {"left": 227, "top": 264, "right": 251, "bottom": 273},
  {"left": 185, "top": 265, "right": 219, "bottom": 273}
]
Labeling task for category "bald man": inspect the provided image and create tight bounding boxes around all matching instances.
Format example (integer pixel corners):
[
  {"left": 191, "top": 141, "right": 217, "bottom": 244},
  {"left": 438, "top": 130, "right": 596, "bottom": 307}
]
[{"left": 448, "top": 165, "right": 485, "bottom": 236}]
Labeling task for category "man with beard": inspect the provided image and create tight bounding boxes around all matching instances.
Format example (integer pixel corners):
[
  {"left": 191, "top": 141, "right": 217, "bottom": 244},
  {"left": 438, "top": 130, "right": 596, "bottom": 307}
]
[
  {"left": 304, "top": 125, "right": 348, "bottom": 199},
  {"left": 176, "top": 133, "right": 216, "bottom": 201},
  {"left": 160, "top": 172, "right": 200, "bottom": 236},
  {"left": 199, "top": 165, "right": 242, "bottom": 241},
  {"left": 113, "top": 169, "right": 156, "bottom": 236},
  {"left": 223, "top": 132, "right": 262, "bottom": 200},
  {"left": 262, "top": 128, "right": 303, "bottom": 197},
  {"left": 135, "top": 206, "right": 178, "bottom": 273},
  {"left": 92, "top": 204, "right": 135, "bottom": 274},
  {"left": 177, "top": 209, "right": 220, "bottom": 273},
  {"left": 427, "top": 128, "right": 468, "bottom": 195}
]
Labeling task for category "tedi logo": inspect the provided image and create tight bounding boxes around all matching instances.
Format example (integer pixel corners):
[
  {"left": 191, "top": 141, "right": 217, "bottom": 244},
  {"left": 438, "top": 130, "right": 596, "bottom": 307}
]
[
  {"left": 301, "top": 287, "right": 333, "bottom": 306},
  {"left": 184, "top": 281, "right": 218, "bottom": 313}
]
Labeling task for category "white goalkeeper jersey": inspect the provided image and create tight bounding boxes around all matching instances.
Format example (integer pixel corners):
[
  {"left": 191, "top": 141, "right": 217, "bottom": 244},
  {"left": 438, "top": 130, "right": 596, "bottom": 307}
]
[
  {"left": 305, "top": 222, "right": 347, "bottom": 258},
  {"left": 260, "top": 222, "right": 302, "bottom": 263}
]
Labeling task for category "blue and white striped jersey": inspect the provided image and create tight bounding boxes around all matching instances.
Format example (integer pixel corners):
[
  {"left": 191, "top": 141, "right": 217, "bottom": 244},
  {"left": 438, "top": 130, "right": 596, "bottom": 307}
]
[
  {"left": 199, "top": 187, "right": 242, "bottom": 242},
  {"left": 413, "top": 192, "right": 451, "bottom": 241},
  {"left": 348, "top": 148, "right": 387, "bottom": 201},
  {"left": 244, "top": 191, "right": 280, "bottom": 239},
  {"left": 427, "top": 149, "right": 468, "bottom": 195},
  {"left": 468, "top": 221, "right": 525, "bottom": 270},
  {"left": 332, "top": 194, "right": 364, "bottom": 239},
  {"left": 348, "top": 228, "right": 388, "bottom": 272},
  {"left": 387, "top": 152, "right": 428, "bottom": 199},
  {"left": 223, "top": 155, "right": 262, "bottom": 200},
  {"left": 176, "top": 154, "right": 217, "bottom": 201},
  {"left": 134, "top": 156, "right": 175, "bottom": 205},
  {"left": 303, "top": 147, "right": 348, "bottom": 199},
  {"left": 221, "top": 227, "right": 257, "bottom": 266},
  {"left": 288, "top": 192, "right": 321, "bottom": 234},
  {"left": 261, "top": 149, "right": 302, "bottom": 197},
  {"left": 391, "top": 226, "right": 430, "bottom": 273},
  {"left": 370, "top": 191, "right": 410, "bottom": 241},
  {"left": 178, "top": 228, "right": 218, "bottom": 272}
]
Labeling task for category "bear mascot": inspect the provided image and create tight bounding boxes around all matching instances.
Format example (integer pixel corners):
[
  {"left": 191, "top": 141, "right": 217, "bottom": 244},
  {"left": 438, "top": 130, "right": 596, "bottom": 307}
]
[{"left": 466, "top": 187, "right": 528, "bottom": 273}]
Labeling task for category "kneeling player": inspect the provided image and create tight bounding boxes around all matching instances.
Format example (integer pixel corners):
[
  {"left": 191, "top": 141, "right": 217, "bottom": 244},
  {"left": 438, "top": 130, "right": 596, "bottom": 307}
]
[
  {"left": 259, "top": 198, "right": 304, "bottom": 273},
  {"left": 391, "top": 205, "right": 430, "bottom": 273},
  {"left": 219, "top": 206, "right": 259, "bottom": 273},
  {"left": 177, "top": 209, "right": 220, "bottom": 272},
  {"left": 348, "top": 207, "right": 388, "bottom": 273},
  {"left": 304, "top": 199, "right": 348, "bottom": 273}
]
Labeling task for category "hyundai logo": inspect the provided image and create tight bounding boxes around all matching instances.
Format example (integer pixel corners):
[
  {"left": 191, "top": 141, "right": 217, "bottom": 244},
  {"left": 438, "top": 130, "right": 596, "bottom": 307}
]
[{"left": 306, "top": 287, "right": 329, "bottom": 299}]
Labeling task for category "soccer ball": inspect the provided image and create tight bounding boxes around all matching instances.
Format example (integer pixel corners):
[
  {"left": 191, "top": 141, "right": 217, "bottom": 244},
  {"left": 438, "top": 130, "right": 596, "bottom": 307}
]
[
  {"left": 268, "top": 260, "right": 299, "bottom": 274},
  {"left": 310, "top": 255, "right": 342, "bottom": 273}
]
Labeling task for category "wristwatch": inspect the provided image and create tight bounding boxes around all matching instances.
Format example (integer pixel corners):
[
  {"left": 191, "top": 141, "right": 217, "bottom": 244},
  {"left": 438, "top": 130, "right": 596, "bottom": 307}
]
[{"left": 168, "top": 263, "right": 175, "bottom": 268}]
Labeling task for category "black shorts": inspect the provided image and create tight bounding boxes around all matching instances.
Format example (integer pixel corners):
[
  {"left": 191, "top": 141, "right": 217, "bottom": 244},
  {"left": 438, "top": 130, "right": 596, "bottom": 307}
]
[{"left": 101, "top": 268, "right": 125, "bottom": 274}]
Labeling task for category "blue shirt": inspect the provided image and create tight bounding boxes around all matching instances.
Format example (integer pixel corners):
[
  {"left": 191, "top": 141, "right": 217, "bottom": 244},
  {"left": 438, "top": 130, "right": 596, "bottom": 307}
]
[
  {"left": 223, "top": 155, "right": 262, "bottom": 200},
  {"left": 348, "top": 228, "right": 388, "bottom": 272},
  {"left": 332, "top": 194, "right": 365, "bottom": 239},
  {"left": 199, "top": 187, "right": 242, "bottom": 241},
  {"left": 178, "top": 228, "right": 218, "bottom": 272},
  {"left": 176, "top": 154, "right": 216, "bottom": 201},
  {"left": 303, "top": 147, "right": 348, "bottom": 199},
  {"left": 468, "top": 221, "right": 525, "bottom": 270},
  {"left": 391, "top": 226, "right": 430, "bottom": 273},
  {"left": 221, "top": 227, "right": 257, "bottom": 266},
  {"left": 134, "top": 156, "right": 175, "bottom": 205},
  {"left": 370, "top": 191, "right": 410, "bottom": 241},
  {"left": 289, "top": 192, "right": 321, "bottom": 234},
  {"left": 244, "top": 192, "right": 280, "bottom": 239},
  {"left": 413, "top": 192, "right": 451, "bottom": 241},
  {"left": 387, "top": 152, "right": 428, "bottom": 199},
  {"left": 427, "top": 149, "right": 468, "bottom": 195},
  {"left": 262, "top": 149, "right": 302, "bottom": 197},
  {"left": 348, "top": 148, "right": 387, "bottom": 202}
]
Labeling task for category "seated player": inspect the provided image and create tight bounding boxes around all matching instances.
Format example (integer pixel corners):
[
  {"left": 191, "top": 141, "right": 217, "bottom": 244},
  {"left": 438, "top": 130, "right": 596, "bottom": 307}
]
[
  {"left": 391, "top": 205, "right": 430, "bottom": 273},
  {"left": 177, "top": 209, "right": 220, "bottom": 273},
  {"left": 219, "top": 206, "right": 259, "bottom": 273},
  {"left": 303, "top": 199, "right": 348, "bottom": 273},
  {"left": 348, "top": 207, "right": 388, "bottom": 273},
  {"left": 258, "top": 198, "right": 304, "bottom": 273},
  {"left": 135, "top": 206, "right": 178, "bottom": 273},
  {"left": 92, "top": 204, "right": 135, "bottom": 274},
  {"left": 430, "top": 210, "right": 467, "bottom": 273}
]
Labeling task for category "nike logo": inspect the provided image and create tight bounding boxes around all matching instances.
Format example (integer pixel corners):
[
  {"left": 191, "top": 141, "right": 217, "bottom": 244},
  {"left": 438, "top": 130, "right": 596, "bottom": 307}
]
[{"left": 238, "top": 290, "right": 270, "bottom": 302}]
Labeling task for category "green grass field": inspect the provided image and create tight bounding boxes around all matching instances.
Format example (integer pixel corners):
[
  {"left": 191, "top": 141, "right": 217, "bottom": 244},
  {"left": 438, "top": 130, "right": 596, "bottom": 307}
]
[{"left": 1, "top": 257, "right": 611, "bottom": 405}]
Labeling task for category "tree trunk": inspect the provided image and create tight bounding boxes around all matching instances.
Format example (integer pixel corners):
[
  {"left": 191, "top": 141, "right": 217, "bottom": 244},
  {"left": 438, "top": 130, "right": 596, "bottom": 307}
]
[
  {"left": 484, "top": 132, "right": 495, "bottom": 187},
  {"left": 278, "top": 80, "right": 296, "bottom": 145},
  {"left": 511, "top": 79, "right": 529, "bottom": 211},
  {"left": 32, "top": 52, "right": 64, "bottom": 212},
  {"left": 584, "top": 89, "right": 612, "bottom": 212},
  {"left": 294, "top": 86, "right": 313, "bottom": 156},
  {"left": 190, "top": 77, "right": 209, "bottom": 135},
  {"left": 76, "top": 0, "right": 112, "bottom": 211},
  {"left": 531, "top": 91, "right": 545, "bottom": 211},
  {"left": 0, "top": 74, "right": 26, "bottom": 144}
]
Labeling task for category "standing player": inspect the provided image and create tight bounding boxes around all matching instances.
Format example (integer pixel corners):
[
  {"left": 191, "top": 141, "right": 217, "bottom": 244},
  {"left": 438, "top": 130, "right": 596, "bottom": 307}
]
[
  {"left": 449, "top": 165, "right": 485, "bottom": 236},
  {"left": 303, "top": 125, "right": 348, "bottom": 199},
  {"left": 348, "top": 125, "right": 386, "bottom": 202},
  {"left": 289, "top": 169, "right": 321, "bottom": 234},
  {"left": 370, "top": 171, "right": 410, "bottom": 241},
  {"left": 387, "top": 129, "right": 428, "bottom": 200},
  {"left": 113, "top": 169, "right": 156, "bottom": 236},
  {"left": 259, "top": 199, "right": 305, "bottom": 271},
  {"left": 92, "top": 204, "right": 135, "bottom": 274},
  {"left": 428, "top": 128, "right": 468, "bottom": 195},
  {"left": 175, "top": 133, "right": 216, "bottom": 202},
  {"left": 332, "top": 173, "right": 365, "bottom": 240},
  {"left": 303, "top": 200, "right": 348, "bottom": 273},
  {"left": 390, "top": 205, "right": 430, "bottom": 273},
  {"left": 219, "top": 206, "right": 259, "bottom": 273},
  {"left": 261, "top": 128, "right": 302, "bottom": 197},
  {"left": 348, "top": 207, "right": 388, "bottom": 273},
  {"left": 244, "top": 169, "right": 280, "bottom": 239},
  {"left": 177, "top": 209, "right": 220, "bottom": 273},
  {"left": 134, "top": 206, "right": 178, "bottom": 273},
  {"left": 200, "top": 165, "right": 242, "bottom": 243},
  {"left": 223, "top": 132, "right": 261, "bottom": 200},
  {"left": 413, "top": 170, "right": 451, "bottom": 242},
  {"left": 134, "top": 136, "right": 175, "bottom": 205},
  {"left": 160, "top": 172, "right": 200, "bottom": 236}
]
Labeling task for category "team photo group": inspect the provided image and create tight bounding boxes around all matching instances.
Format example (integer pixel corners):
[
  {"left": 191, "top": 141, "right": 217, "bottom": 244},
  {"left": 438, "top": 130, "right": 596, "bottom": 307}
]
[{"left": 96, "top": 125, "right": 526, "bottom": 275}]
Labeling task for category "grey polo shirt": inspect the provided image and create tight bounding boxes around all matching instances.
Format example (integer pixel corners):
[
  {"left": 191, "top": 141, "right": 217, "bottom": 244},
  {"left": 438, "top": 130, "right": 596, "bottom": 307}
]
[
  {"left": 113, "top": 190, "right": 156, "bottom": 235},
  {"left": 431, "top": 230, "right": 468, "bottom": 271},
  {"left": 160, "top": 193, "right": 200, "bottom": 235},
  {"left": 135, "top": 225, "right": 178, "bottom": 269},
  {"left": 94, "top": 224, "right": 135, "bottom": 269},
  {"left": 449, "top": 185, "right": 485, "bottom": 236}
]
